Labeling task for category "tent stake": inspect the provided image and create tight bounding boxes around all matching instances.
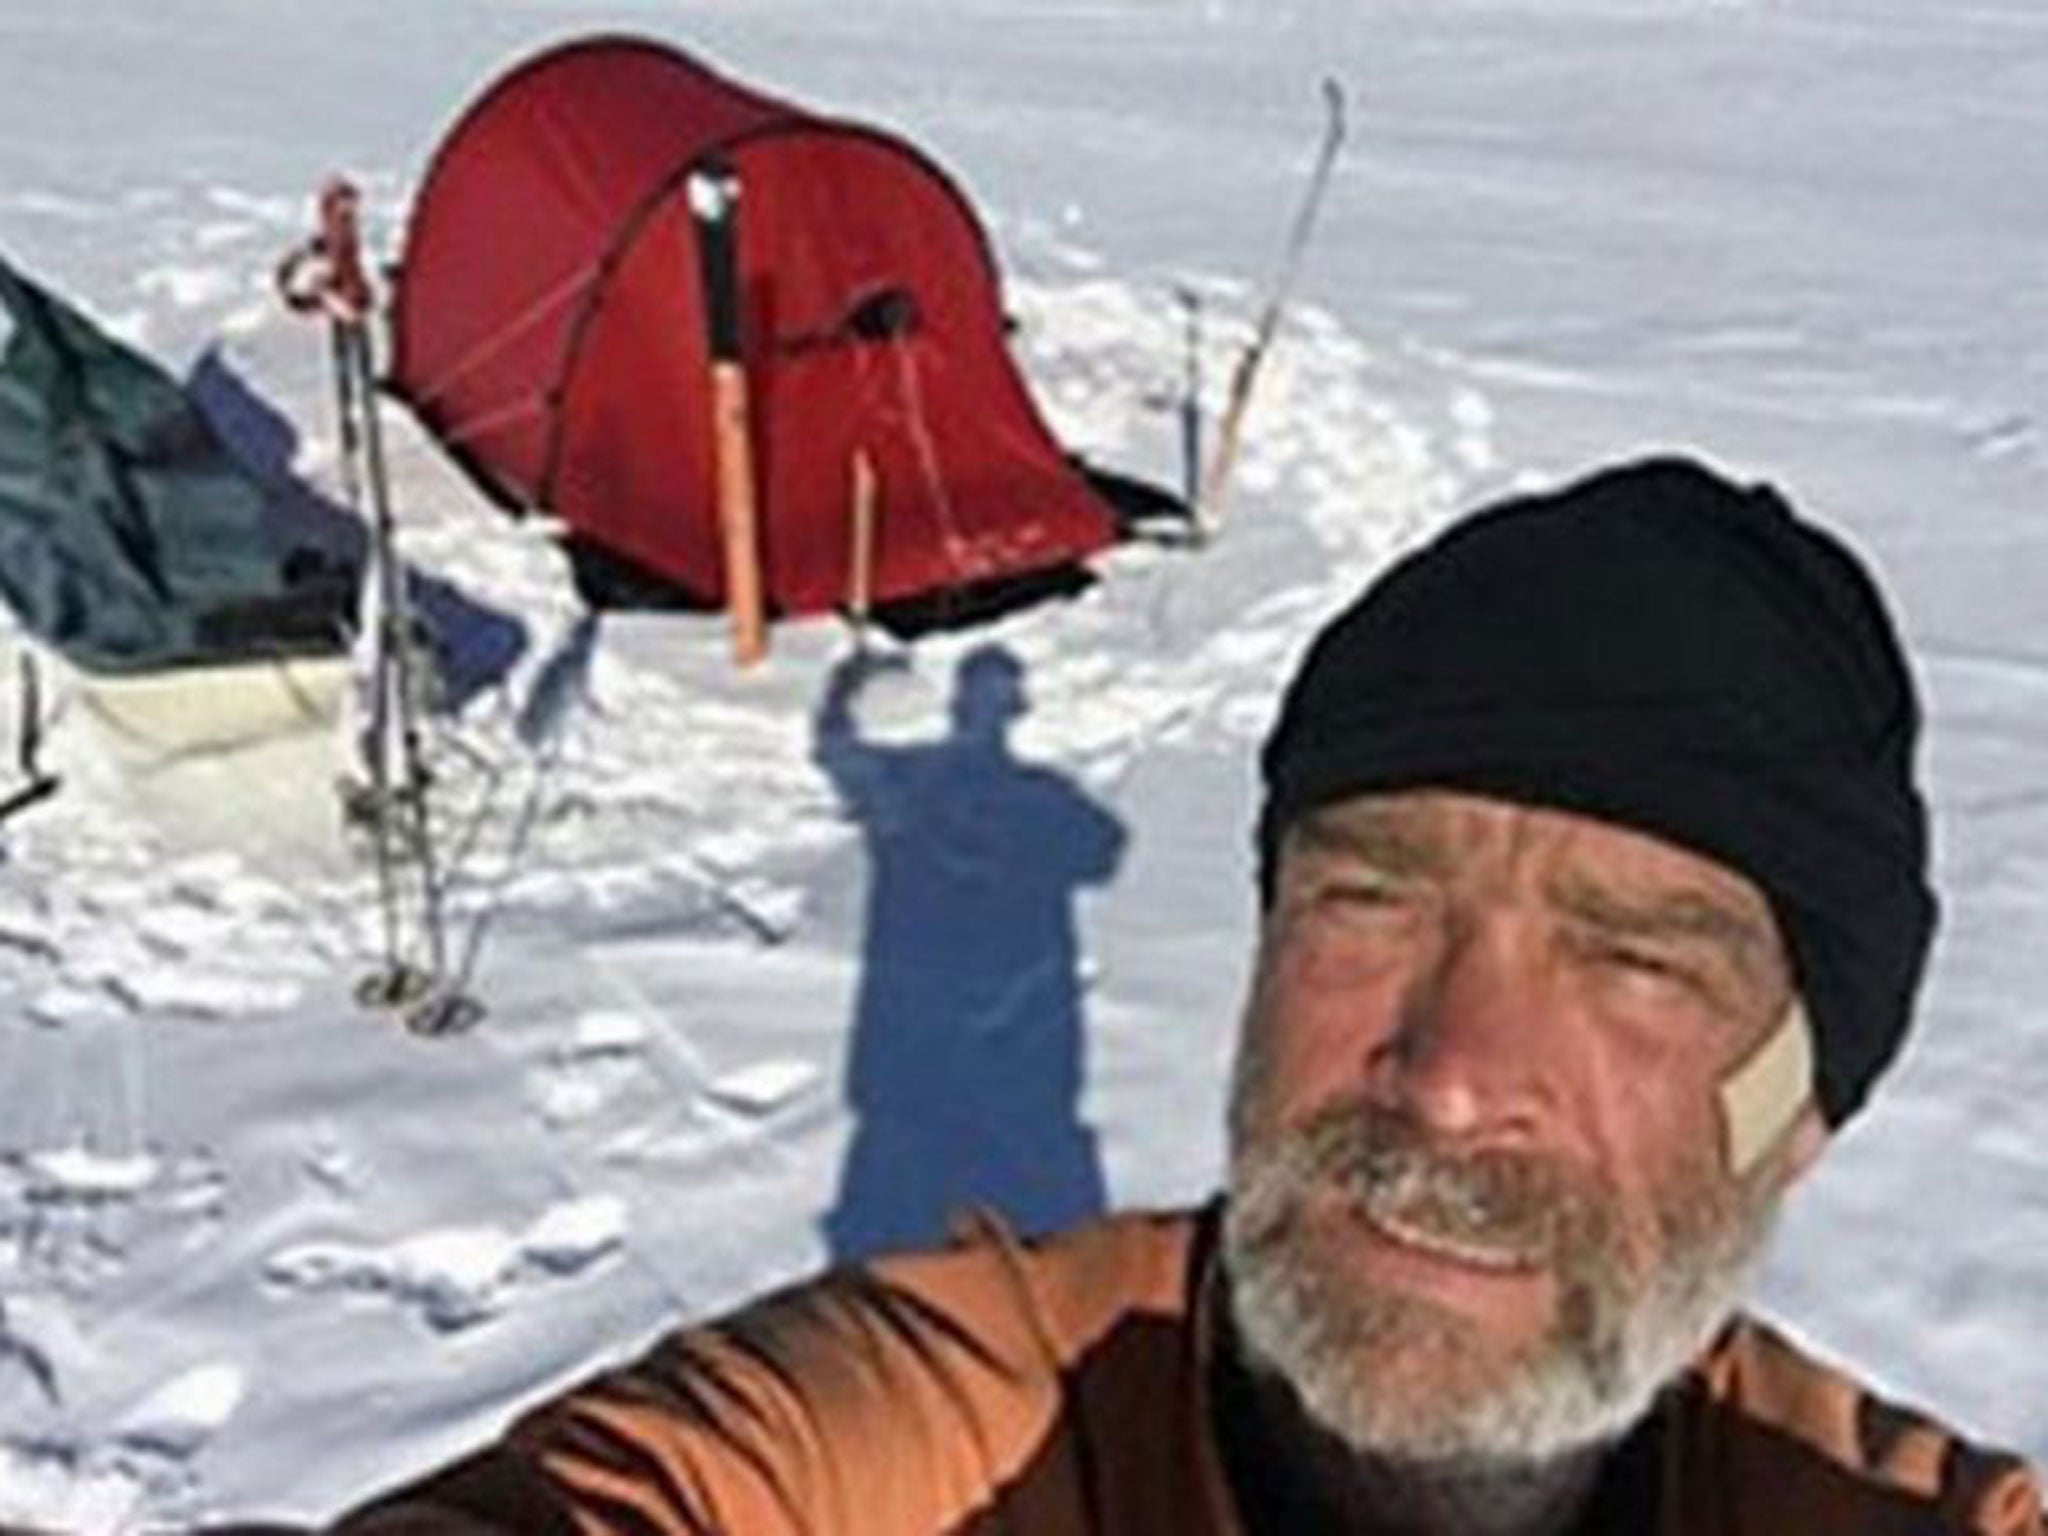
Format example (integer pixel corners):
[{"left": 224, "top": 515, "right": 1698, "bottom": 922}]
[{"left": 847, "top": 448, "right": 878, "bottom": 644}]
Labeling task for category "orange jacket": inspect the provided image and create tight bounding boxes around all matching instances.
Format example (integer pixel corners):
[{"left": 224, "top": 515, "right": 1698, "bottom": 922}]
[{"left": 342, "top": 1208, "right": 2042, "bottom": 1535}]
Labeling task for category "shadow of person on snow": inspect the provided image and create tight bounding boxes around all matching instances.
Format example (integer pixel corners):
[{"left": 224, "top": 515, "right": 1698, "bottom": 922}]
[{"left": 815, "top": 645, "right": 1126, "bottom": 1263}]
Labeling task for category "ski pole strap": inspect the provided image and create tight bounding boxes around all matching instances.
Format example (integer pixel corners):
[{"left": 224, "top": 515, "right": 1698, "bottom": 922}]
[{"left": 276, "top": 175, "right": 375, "bottom": 323}]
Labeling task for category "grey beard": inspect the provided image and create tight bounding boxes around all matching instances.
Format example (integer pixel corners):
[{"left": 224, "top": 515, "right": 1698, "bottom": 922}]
[{"left": 1222, "top": 1106, "right": 1781, "bottom": 1468}]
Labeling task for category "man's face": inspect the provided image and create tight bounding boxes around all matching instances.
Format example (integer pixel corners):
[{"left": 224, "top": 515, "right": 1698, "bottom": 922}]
[{"left": 1223, "top": 788, "right": 1818, "bottom": 1462}]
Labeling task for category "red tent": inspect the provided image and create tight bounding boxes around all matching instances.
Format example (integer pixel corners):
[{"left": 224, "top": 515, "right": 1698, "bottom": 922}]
[{"left": 389, "top": 37, "right": 1120, "bottom": 622}]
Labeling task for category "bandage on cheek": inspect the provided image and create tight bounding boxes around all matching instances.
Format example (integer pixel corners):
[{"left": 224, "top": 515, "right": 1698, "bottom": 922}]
[{"left": 1718, "top": 1002, "right": 1816, "bottom": 1177}]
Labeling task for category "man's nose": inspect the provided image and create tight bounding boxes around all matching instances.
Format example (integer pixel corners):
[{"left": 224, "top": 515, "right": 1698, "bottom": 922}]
[{"left": 1366, "top": 917, "right": 1559, "bottom": 1140}]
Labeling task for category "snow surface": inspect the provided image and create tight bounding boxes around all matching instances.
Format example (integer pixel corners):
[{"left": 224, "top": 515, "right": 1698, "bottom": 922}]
[{"left": 0, "top": 0, "right": 2044, "bottom": 1525}]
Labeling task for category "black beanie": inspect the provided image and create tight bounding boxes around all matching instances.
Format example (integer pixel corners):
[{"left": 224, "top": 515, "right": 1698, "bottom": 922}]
[{"left": 1257, "top": 455, "right": 1937, "bottom": 1127}]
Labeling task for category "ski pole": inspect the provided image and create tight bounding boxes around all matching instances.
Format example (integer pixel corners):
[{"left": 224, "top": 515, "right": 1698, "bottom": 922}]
[
  {"left": 1199, "top": 77, "right": 1348, "bottom": 541},
  {"left": 349, "top": 315, "right": 449, "bottom": 984},
  {"left": 689, "top": 158, "right": 770, "bottom": 668},
  {"left": 280, "top": 182, "right": 406, "bottom": 982},
  {"left": 282, "top": 178, "right": 454, "bottom": 1011}
]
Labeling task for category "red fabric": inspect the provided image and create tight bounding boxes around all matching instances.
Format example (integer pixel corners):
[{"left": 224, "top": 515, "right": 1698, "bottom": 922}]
[{"left": 390, "top": 37, "right": 1116, "bottom": 613}]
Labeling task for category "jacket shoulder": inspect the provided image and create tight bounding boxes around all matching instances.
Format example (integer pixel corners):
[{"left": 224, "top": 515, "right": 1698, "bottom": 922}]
[
  {"left": 494, "top": 1208, "right": 1207, "bottom": 1535},
  {"left": 876, "top": 1204, "right": 1205, "bottom": 1351},
  {"left": 1694, "top": 1316, "right": 2043, "bottom": 1535}
]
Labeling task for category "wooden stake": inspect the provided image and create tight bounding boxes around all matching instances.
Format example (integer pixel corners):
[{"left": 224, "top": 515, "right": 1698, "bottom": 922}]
[{"left": 848, "top": 448, "right": 878, "bottom": 630}]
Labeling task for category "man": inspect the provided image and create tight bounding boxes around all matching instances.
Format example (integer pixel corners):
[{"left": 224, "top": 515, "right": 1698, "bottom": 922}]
[{"left": 335, "top": 457, "right": 2042, "bottom": 1534}]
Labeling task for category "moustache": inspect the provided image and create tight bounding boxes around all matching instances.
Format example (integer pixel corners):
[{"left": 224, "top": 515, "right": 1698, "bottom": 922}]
[{"left": 1246, "top": 1105, "right": 1617, "bottom": 1276}]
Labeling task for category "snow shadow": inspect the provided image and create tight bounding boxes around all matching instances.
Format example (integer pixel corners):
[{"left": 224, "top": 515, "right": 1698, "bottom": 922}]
[
  {"left": 185, "top": 348, "right": 528, "bottom": 712},
  {"left": 815, "top": 645, "right": 1124, "bottom": 1261}
]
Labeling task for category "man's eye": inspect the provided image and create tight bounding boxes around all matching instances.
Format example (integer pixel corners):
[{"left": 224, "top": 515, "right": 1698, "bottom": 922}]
[
  {"left": 1590, "top": 940, "right": 1693, "bottom": 986},
  {"left": 1317, "top": 876, "right": 1413, "bottom": 911}
]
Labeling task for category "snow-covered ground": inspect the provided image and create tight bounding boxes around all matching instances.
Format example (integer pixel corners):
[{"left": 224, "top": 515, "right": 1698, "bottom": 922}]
[{"left": 0, "top": 0, "right": 2042, "bottom": 1525}]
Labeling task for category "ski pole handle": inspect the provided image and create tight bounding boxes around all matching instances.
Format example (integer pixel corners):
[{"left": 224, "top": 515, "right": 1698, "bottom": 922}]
[{"left": 276, "top": 175, "right": 375, "bottom": 323}]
